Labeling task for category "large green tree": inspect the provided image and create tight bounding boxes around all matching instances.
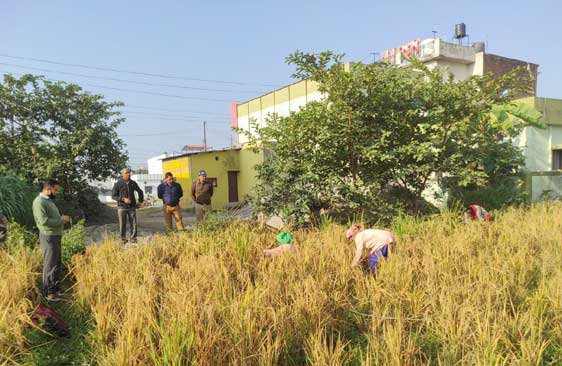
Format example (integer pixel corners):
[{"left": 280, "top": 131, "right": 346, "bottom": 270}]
[
  {"left": 245, "top": 51, "right": 540, "bottom": 225},
  {"left": 0, "top": 73, "right": 127, "bottom": 198}
]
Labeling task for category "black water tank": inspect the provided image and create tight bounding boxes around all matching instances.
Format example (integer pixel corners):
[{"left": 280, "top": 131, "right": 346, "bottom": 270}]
[{"left": 454, "top": 23, "right": 466, "bottom": 39}]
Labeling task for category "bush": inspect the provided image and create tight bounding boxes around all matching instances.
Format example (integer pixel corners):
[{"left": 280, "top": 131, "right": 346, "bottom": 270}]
[
  {"left": 54, "top": 186, "right": 107, "bottom": 224},
  {"left": 448, "top": 176, "right": 527, "bottom": 210},
  {"left": 77, "top": 186, "right": 106, "bottom": 221},
  {"left": 4, "top": 221, "right": 38, "bottom": 254},
  {"left": 0, "top": 175, "right": 36, "bottom": 227},
  {"left": 61, "top": 220, "right": 86, "bottom": 269}
]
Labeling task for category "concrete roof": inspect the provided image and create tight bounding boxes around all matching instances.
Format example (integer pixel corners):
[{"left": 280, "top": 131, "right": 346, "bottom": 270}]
[{"left": 162, "top": 147, "right": 241, "bottom": 161}]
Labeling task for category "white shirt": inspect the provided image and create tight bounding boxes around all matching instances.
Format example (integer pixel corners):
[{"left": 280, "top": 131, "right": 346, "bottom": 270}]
[{"left": 351, "top": 229, "right": 395, "bottom": 267}]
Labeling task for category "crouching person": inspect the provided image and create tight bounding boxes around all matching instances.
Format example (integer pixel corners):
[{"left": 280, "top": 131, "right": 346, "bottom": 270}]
[
  {"left": 263, "top": 231, "right": 295, "bottom": 256},
  {"left": 346, "top": 224, "right": 395, "bottom": 273},
  {"left": 464, "top": 204, "right": 491, "bottom": 223}
]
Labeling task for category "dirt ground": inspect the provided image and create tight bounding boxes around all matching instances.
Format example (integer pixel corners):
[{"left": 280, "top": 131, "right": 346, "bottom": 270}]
[{"left": 84, "top": 206, "right": 196, "bottom": 245}]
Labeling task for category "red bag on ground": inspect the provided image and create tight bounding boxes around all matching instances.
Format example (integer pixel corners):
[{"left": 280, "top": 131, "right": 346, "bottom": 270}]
[{"left": 31, "top": 304, "right": 69, "bottom": 337}]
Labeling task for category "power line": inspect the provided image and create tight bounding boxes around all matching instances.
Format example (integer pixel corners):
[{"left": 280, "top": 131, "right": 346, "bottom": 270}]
[
  {"left": 0, "top": 53, "right": 282, "bottom": 87},
  {"left": 119, "top": 130, "right": 222, "bottom": 137},
  {"left": 0, "top": 68, "right": 235, "bottom": 103},
  {"left": 67, "top": 82, "right": 234, "bottom": 103},
  {"left": 0, "top": 69, "right": 233, "bottom": 102},
  {"left": 124, "top": 104, "right": 230, "bottom": 116},
  {"left": 0, "top": 62, "right": 267, "bottom": 94},
  {"left": 121, "top": 114, "right": 227, "bottom": 123},
  {"left": 120, "top": 125, "right": 229, "bottom": 137},
  {"left": 121, "top": 110, "right": 227, "bottom": 121},
  {"left": 0, "top": 70, "right": 235, "bottom": 116}
]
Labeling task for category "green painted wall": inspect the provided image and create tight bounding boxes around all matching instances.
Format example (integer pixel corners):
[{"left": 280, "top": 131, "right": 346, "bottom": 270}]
[
  {"left": 238, "top": 148, "right": 264, "bottom": 201},
  {"left": 189, "top": 150, "right": 240, "bottom": 209}
]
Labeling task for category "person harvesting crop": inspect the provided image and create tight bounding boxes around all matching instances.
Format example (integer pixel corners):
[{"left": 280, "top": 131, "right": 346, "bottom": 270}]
[
  {"left": 464, "top": 204, "right": 491, "bottom": 223},
  {"left": 346, "top": 224, "right": 395, "bottom": 273}
]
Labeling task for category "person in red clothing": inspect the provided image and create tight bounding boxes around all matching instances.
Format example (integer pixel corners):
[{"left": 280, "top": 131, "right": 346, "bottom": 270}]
[{"left": 464, "top": 205, "right": 491, "bottom": 223}]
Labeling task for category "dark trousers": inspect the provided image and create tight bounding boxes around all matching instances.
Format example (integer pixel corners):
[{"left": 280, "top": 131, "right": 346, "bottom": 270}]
[
  {"left": 39, "top": 233, "right": 62, "bottom": 294},
  {"left": 118, "top": 208, "right": 137, "bottom": 242}
]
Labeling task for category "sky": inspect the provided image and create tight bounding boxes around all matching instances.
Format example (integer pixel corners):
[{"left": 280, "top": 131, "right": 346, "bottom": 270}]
[{"left": 1, "top": 0, "right": 560, "bottom": 167}]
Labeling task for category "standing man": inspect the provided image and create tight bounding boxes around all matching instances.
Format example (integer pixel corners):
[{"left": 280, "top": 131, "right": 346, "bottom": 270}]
[
  {"left": 191, "top": 170, "right": 213, "bottom": 224},
  {"left": 157, "top": 172, "right": 184, "bottom": 231},
  {"left": 112, "top": 168, "right": 144, "bottom": 243},
  {"left": 32, "top": 179, "right": 70, "bottom": 301}
]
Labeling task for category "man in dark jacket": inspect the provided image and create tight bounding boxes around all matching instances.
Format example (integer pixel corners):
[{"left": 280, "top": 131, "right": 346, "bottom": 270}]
[
  {"left": 157, "top": 172, "right": 184, "bottom": 231},
  {"left": 112, "top": 168, "right": 144, "bottom": 243},
  {"left": 191, "top": 170, "right": 213, "bottom": 224}
]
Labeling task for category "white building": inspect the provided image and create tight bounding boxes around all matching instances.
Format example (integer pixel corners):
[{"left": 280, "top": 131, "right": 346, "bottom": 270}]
[{"left": 147, "top": 153, "right": 168, "bottom": 175}]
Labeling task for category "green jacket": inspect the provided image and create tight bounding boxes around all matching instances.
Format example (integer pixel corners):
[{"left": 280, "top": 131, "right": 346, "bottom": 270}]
[{"left": 32, "top": 195, "right": 64, "bottom": 235}]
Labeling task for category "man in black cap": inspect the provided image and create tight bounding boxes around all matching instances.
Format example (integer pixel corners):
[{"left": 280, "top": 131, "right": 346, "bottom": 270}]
[{"left": 191, "top": 170, "right": 213, "bottom": 223}]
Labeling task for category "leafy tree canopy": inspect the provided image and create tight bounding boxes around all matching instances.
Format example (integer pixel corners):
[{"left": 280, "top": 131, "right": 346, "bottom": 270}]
[
  {"left": 244, "top": 51, "right": 540, "bottom": 225},
  {"left": 0, "top": 74, "right": 128, "bottom": 197}
]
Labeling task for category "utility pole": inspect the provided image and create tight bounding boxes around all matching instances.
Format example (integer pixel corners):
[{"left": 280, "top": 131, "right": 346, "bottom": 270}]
[
  {"left": 369, "top": 52, "right": 379, "bottom": 63},
  {"left": 203, "top": 121, "right": 207, "bottom": 151}
]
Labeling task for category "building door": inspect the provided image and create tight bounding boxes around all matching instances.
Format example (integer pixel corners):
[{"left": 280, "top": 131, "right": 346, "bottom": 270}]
[{"left": 228, "top": 171, "right": 239, "bottom": 203}]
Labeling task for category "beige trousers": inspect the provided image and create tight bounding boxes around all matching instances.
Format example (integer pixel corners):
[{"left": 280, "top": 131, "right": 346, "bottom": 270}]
[{"left": 163, "top": 204, "right": 184, "bottom": 231}]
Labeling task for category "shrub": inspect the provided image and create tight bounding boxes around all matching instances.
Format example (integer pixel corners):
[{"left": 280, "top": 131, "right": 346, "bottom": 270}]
[
  {"left": 77, "top": 186, "right": 106, "bottom": 221},
  {"left": 0, "top": 175, "right": 36, "bottom": 227},
  {"left": 4, "top": 221, "right": 38, "bottom": 254},
  {"left": 448, "top": 175, "right": 527, "bottom": 210},
  {"left": 61, "top": 220, "right": 86, "bottom": 269}
]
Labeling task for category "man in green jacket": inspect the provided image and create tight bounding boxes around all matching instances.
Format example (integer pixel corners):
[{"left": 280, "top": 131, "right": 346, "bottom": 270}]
[{"left": 32, "top": 179, "right": 70, "bottom": 302}]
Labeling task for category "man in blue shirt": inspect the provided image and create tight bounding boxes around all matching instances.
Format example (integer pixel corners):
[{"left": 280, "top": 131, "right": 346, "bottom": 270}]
[{"left": 157, "top": 172, "right": 184, "bottom": 231}]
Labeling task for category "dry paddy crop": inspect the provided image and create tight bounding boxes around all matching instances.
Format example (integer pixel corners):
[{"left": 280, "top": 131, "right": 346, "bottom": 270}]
[{"left": 65, "top": 202, "right": 562, "bottom": 365}]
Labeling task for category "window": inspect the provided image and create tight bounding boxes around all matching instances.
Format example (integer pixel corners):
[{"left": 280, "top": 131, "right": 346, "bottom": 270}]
[{"left": 552, "top": 149, "right": 562, "bottom": 170}]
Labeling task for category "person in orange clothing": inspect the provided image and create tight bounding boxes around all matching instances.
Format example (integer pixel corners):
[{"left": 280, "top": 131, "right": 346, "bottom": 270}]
[{"left": 157, "top": 172, "right": 184, "bottom": 231}]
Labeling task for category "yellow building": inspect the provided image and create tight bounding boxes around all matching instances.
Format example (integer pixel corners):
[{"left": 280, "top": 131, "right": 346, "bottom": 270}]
[{"left": 162, "top": 148, "right": 264, "bottom": 209}]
